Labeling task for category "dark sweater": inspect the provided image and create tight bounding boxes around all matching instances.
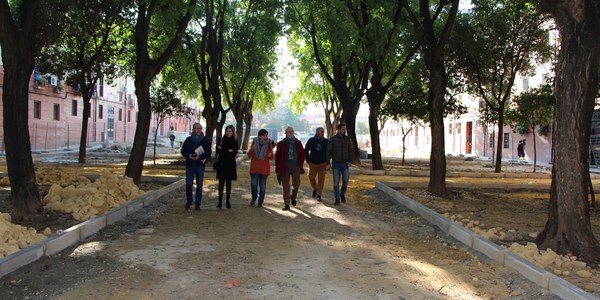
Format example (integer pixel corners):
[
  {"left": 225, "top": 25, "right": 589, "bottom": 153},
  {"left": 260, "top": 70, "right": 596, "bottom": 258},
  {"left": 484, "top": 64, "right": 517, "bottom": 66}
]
[
  {"left": 304, "top": 136, "right": 328, "bottom": 164},
  {"left": 181, "top": 134, "right": 212, "bottom": 167}
]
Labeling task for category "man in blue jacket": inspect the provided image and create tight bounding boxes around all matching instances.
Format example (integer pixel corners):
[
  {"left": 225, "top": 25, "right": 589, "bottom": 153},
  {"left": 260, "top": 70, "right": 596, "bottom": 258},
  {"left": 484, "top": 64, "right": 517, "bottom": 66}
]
[
  {"left": 181, "top": 123, "right": 212, "bottom": 210},
  {"left": 304, "top": 127, "right": 328, "bottom": 201}
]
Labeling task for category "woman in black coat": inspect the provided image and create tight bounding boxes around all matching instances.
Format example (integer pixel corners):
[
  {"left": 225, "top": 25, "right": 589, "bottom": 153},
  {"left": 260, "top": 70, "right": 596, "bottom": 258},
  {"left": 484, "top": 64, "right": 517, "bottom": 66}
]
[{"left": 216, "top": 125, "right": 239, "bottom": 209}]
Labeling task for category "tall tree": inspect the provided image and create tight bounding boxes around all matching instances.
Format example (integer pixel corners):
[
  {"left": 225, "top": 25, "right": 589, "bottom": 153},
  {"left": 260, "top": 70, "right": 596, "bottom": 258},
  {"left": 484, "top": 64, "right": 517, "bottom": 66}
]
[
  {"left": 183, "top": 0, "right": 227, "bottom": 143},
  {"left": 535, "top": 0, "right": 600, "bottom": 264},
  {"left": 221, "top": 0, "right": 281, "bottom": 147},
  {"left": 125, "top": 0, "right": 197, "bottom": 184},
  {"left": 345, "top": 0, "right": 418, "bottom": 170},
  {"left": 289, "top": 35, "right": 341, "bottom": 139},
  {"left": 288, "top": 0, "right": 370, "bottom": 163},
  {"left": 36, "top": 0, "right": 127, "bottom": 164},
  {"left": 381, "top": 64, "right": 429, "bottom": 166},
  {"left": 400, "top": 0, "right": 459, "bottom": 195},
  {"left": 0, "top": 0, "right": 63, "bottom": 217},
  {"left": 449, "top": 0, "right": 551, "bottom": 173},
  {"left": 507, "top": 84, "right": 555, "bottom": 172},
  {"left": 150, "top": 85, "right": 192, "bottom": 164},
  {"left": 291, "top": 72, "right": 341, "bottom": 138}
]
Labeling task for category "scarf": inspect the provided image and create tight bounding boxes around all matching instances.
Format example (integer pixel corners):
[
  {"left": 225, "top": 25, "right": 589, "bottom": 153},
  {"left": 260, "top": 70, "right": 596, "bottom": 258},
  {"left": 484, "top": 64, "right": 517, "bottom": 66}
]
[
  {"left": 254, "top": 137, "right": 271, "bottom": 160},
  {"left": 286, "top": 137, "right": 298, "bottom": 163},
  {"left": 313, "top": 135, "right": 324, "bottom": 152},
  {"left": 191, "top": 133, "right": 204, "bottom": 144}
]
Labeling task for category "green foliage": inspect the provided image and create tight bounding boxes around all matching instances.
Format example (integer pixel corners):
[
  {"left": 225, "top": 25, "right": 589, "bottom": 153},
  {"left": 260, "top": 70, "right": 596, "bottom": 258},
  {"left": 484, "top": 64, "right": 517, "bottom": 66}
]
[
  {"left": 355, "top": 122, "right": 369, "bottom": 135},
  {"left": 163, "top": 0, "right": 282, "bottom": 112},
  {"left": 3, "top": 0, "right": 69, "bottom": 54},
  {"left": 515, "top": 124, "right": 529, "bottom": 135},
  {"left": 381, "top": 63, "right": 428, "bottom": 125},
  {"left": 537, "top": 124, "right": 550, "bottom": 136},
  {"left": 258, "top": 100, "right": 306, "bottom": 132},
  {"left": 449, "top": 0, "right": 552, "bottom": 108},
  {"left": 36, "top": 0, "right": 130, "bottom": 88},
  {"left": 150, "top": 84, "right": 193, "bottom": 122},
  {"left": 508, "top": 84, "right": 555, "bottom": 134},
  {"left": 382, "top": 60, "right": 466, "bottom": 123}
]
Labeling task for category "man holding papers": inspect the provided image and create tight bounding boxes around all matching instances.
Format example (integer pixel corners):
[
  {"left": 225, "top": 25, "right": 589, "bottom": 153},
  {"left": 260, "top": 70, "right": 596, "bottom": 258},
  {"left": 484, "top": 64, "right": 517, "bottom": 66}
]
[{"left": 181, "top": 123, "right": 212, "bottom": 210}]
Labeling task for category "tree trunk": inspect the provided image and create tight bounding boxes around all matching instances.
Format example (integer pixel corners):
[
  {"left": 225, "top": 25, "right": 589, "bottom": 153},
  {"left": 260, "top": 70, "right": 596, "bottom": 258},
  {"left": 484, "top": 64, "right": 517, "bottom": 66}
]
[
  {"left": 532, "top": 127, "right": 537, "bottom": 173},
  {"left": 243, "top": 113, "right": 253, "bottom": 146},
  {"left": 152, "top": 117, "right": 160, "bottom": 165},
  {"left": 79, "top": 95, "right": 91, "bottom": 164},
  {"left": 125, "top": 76, "right": 152, "bottom": 184},
  {"left": 494, "top": 113, "right": 505, "bottom": 173},
  {"left": 232, "top": 100, "right": 245, "bottom": 148},
  {"left": 536, "top": 0, "right": 600, "bottom": 264},
  {"left": 1, "top": 47, "right": 43, "bottom": 217},
  {"left": 202, "top": 102, "right": 220, "bottom": 143},
  {"left": 368, "top": 102, "right": 383, "bottom": 170},
  {"left": 427, "top": 66, "right": 447, "bottom": 195},
  {"left": 401, "top": 135, "right": 406, "bottom": 166},
  {"left": 125, "top": 0, "right": 196, "bottom": 183},
  {"left": 340, "top": 99, "right": 362, "bottom": 164}
]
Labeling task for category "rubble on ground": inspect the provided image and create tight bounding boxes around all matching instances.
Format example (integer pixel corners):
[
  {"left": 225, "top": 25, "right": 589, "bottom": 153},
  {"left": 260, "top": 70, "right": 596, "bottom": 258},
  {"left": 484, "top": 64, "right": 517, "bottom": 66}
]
[
  {"left": 0, "top": 212, "right": 49, "bottom": 258},
  {"left": 43, "top": 170, "right": 147, "bottom": 221},
  {"left": 0, "top": 167, "right": 91, "bottom": 187},
  {"left": 444, "top": 213, "right": 519, "bottom": 241},
  {"left": 508, "top": 242, "right": 597, "bottom": 279}
]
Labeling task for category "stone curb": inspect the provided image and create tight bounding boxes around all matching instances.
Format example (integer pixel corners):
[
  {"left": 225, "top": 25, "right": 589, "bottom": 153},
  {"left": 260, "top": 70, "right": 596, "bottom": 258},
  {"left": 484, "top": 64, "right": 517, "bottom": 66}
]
[
  {"left": 353, "top": 169, "right": 600, "bottom": 179},
  {"left": 0, "top": 176, "right": 184, "bottom": 278},
  {"left": 380, "top": 181, "right": 557, "bottom": 193},
  {"left": 375, "top": 181, "right": 599, "bottom": 300},
  {"left": 352, "top": 169, "right": 556, "bottom": 178}
]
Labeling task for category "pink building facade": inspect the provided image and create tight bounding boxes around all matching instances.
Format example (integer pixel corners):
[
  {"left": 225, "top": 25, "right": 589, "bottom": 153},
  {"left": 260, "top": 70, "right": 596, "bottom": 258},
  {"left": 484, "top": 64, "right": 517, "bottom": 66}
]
[
  {"left": 0, "top": 65, "right": 199, "bottom": 152},
  {"left": 380, "top": 95, "right": 554, "bottom": 164}
]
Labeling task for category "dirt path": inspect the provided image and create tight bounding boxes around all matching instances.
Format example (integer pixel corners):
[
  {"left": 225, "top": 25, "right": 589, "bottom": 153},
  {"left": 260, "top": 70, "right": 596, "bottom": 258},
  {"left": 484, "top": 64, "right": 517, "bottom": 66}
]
[{"left": 1, "top": 169, "right": 557, "bottom": 299}]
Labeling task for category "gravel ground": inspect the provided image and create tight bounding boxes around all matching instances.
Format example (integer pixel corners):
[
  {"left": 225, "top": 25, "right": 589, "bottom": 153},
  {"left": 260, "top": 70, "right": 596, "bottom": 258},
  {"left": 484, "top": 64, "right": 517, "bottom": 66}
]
[{"left": 0, "top": 169, "right": 558, "bottom": 300}]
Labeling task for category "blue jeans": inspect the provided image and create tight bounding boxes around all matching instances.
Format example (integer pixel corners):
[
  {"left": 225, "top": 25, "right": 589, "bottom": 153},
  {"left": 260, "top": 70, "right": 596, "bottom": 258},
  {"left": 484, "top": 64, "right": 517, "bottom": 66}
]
[
  {"left": 250, "top": 174, "right": 268, "bottom": 205},
  {"left": 186, "top": 164, "right": 205, "bottom": 207},
  {"left": 332, "top": 162, "right": 350, "bottom": 200}
]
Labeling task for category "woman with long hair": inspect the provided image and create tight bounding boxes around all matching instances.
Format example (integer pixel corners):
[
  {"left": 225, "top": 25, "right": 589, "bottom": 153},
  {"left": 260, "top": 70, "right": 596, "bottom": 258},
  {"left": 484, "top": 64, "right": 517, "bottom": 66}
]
[{"left": 216, "top": 125, "right": 239, "bottom": 209}]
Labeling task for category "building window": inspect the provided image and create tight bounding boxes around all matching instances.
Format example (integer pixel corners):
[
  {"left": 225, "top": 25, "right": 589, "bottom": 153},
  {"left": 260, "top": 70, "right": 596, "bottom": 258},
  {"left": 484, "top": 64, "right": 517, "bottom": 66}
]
[
  {"left": 71, "top": 100, "right": 78, "bottom": 116},
  {"left": 456, "top": 123, "right": 461, "bottom": 134},
  {"left": 448, "top": 123, "right": 453, "bottom": 134},
  {"left": 414, "top": 127, "right": 419, "bottom": 146},
  {"left": 98, "top": 104, "right": 103, "bottom": 119},
  {"left": 503, "top": 133, "right": 510, "bottom": 148},
  {"left": 53, "top": 104, "right": 60, "bottom": 121},
  {"left": 489, "top": 133, "right": 494, "bottom": 148},
  {"left": 118, "top": 108, "right": 122, "bottom": 121},
  {"left": 127, "top": 110, "right": 131, "bottom": 122},
  {"left": 33, "top": 101, "right": 41, "bottom": 119},
  {"left": 522, "top": 76, "right": 529, "bottom": 91}
]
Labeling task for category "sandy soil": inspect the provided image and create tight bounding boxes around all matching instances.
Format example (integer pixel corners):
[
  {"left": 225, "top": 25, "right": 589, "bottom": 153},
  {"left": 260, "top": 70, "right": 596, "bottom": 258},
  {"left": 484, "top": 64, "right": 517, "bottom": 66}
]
[{"left": 0, "top": 153, "right": 561, "bottom": 299}]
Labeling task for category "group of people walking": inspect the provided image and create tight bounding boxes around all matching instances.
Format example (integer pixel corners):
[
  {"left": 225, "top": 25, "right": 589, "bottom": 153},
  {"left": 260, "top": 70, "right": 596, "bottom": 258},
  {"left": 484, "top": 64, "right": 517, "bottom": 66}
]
[{"left": 181, "top": 122, "right": 353, "bottom": 211}]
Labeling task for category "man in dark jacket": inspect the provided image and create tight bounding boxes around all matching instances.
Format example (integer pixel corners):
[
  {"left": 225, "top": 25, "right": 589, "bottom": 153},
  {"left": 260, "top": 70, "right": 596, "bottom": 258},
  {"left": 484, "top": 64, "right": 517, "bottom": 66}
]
[
  {"left": 275, "top": 126, "right": 305, "bottom": 211},
  {"left": 304, "top": 127, "right": 328, "bottom": 201},
  {"left": 181, "top": 123, "right": 212, "bottom": 210},
  {"left": 326, "top": 123, "right": 352, "bottom": 205}
]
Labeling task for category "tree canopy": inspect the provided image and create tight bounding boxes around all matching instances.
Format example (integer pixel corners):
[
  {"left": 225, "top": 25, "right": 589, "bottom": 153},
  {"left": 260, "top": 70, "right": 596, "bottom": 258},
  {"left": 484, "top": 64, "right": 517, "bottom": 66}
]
[{"left": 449, "top": 0, "right": 552, "bottom": 173}]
